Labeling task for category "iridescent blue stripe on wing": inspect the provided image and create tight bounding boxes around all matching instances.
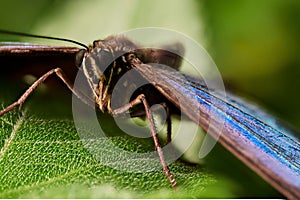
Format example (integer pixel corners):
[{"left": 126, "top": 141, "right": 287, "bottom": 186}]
[{"left": 168, "top": 77, "right": 300, "bottom": 175}]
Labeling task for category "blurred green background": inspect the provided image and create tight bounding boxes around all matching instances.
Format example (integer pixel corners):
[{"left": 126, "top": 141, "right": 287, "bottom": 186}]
[{"left": 0, "top": 0, "right": 299, "bottom": 198}]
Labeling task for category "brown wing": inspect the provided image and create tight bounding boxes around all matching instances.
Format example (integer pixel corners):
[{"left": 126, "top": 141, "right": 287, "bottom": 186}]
[
  {"left": 0, "top": 43, "right": 80, "bottom": 85},
  {"left": 131, "top": 61, "right": 300, "bottom": 199}
]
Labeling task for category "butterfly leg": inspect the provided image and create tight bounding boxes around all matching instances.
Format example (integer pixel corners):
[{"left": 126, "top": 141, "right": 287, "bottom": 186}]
[
  {"left": 112, "top": 94, "right": 177, "bottom": 188},
  {"left": 0, "top": 68, "right": 85, "bottom": 117}
]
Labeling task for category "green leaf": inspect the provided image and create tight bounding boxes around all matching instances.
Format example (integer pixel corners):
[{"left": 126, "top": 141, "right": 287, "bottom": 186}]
[{"left": 0, "top": 104, "right": 218, "bottom": 198}]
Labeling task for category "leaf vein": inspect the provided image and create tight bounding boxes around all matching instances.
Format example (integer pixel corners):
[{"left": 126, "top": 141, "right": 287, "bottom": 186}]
[{"left": 0, "top": 110, "right": 26, "bottom": 161}]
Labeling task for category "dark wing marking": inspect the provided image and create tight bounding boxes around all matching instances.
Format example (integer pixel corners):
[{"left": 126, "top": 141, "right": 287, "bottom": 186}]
[
  {"left": 0, "top": 43, "right": 80, "bottom": 79},
  {"left": 0, "top": 43, "right": 96, "bottom": 107}
]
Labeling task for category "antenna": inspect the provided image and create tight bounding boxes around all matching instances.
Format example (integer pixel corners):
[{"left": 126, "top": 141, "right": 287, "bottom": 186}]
[{"left": 0, "top": 29, "right": 89, "bottom": 50}]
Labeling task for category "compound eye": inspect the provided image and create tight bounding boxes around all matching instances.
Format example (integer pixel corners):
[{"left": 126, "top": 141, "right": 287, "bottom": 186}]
[{"left": 75, "top": 49, "right": 87, "bottom": 68}]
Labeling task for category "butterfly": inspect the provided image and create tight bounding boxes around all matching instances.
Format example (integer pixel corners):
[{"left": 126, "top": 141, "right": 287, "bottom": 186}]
[{"left": 0, "top": 29, "right": 299, "bottom": 199}]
